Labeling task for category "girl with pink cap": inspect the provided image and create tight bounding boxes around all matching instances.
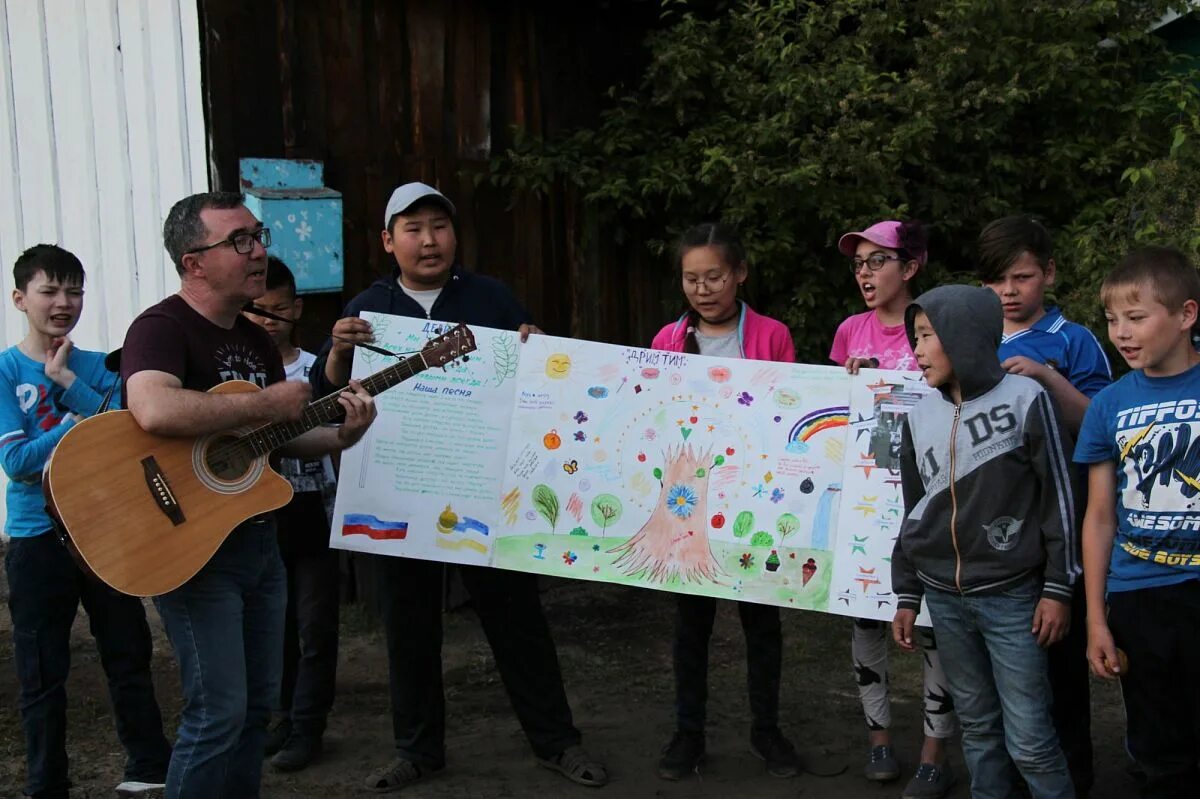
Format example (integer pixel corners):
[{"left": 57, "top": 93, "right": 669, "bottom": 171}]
[{"left": 832, "top": 220, "right": 958, "bottom": 799}]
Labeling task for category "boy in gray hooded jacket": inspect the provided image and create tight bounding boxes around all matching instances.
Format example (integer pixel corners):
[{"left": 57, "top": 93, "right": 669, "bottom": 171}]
[{"left": 891, "top": 285, "right": 1078, "bottom": 799}]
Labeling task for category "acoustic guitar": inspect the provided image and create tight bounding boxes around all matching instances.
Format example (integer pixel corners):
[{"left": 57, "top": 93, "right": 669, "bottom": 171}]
[{"left": 43, "top": 323, "right": 475, "bottom": 596}]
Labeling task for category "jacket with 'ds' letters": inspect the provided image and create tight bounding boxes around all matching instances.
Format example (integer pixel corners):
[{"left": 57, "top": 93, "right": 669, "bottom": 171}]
[{"left": 891, "top": 285, "right": 1080, "bottom": 613}]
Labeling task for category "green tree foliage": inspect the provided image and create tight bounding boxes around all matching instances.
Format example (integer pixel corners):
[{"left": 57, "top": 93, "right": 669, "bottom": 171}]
[
  {"left": 1066, "top": 140, "right": 1200, "bottom": 349},
  {"left": 493, "top": 0, "right": 1200, "bottom": 361}
]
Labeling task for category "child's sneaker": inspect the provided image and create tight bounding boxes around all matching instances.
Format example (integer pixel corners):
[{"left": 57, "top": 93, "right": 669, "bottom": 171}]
[
  {"left": 902, "top": 761, "right": 955, "bottom": 798},
  {"left": 864, "top": 744, "right": 900, "bottom": 781},
  {"left": 749, "top": 728, "right": 800, "bottom": 778},
  {"left": 115, "top": 781, "right": 166, "bottom": 798},
  {"left": 263, "top": 717, "right": 292, "bottom": 757},
  {"left": 657, "top": 731, "right": 705, "bottom": 780}
]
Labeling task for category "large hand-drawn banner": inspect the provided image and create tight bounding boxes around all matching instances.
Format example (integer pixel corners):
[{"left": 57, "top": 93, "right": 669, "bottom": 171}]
[{"left": 330, "top": 314, "right": 929, "bottom": 622}]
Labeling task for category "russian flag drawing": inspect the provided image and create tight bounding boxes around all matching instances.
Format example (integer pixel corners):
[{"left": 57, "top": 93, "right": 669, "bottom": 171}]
[{"left": 341, "top": 514, "right": 409, "bottom": 540}]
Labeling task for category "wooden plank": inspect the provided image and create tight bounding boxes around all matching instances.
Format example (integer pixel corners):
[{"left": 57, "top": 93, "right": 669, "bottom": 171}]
[
  {"left": 452, "top": 0, "right": 490, "bottom": 159},
  {"left": 318, "top": 0, "right": 371, "bottom": 302},
  {"left": 0, "top": 0, "right": 27, "bottom": 345},
  {"left": 7, "top": 0, "right": 59, "bottom": 245},
  {"left": 178, "top": 0, "right": 208, "bottom": 197},
  {"left": 116, "top": 0, "right": 170, "bottom": 311},
  {"left": 405, "top": 0, "right": 445, "bottom": 159},
  {"left": 83, "top": 0, "right": 140, "bottom": 346},
  {"left": 275, "top": 0, "right": 297, "bottom": 151},
  {"left": 44, "top": 0, "right": 106, "bottom": 348},
  {"left": 197, "top": 0, "right": 283, "bottom": 190}
]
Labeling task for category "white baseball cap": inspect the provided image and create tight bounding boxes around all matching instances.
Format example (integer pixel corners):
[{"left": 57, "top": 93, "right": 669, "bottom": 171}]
[{"left": 382, "top": 182, "right": 456, "bottom": 228}]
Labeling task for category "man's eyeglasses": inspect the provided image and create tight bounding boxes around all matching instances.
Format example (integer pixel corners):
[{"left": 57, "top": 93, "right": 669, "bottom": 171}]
[
  {"left": 683, "top": 272, "right": 731, "bottom": 293},
  {"left": 850, "top": 253, "right": 904, "bottom": 274},
  {"left": 187, "top": 227, "right": 272, "bottom": 256}
]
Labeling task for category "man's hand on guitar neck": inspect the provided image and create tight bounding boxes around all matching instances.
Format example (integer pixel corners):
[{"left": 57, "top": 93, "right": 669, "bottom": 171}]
[{"left": 283, "top": 379, "right": 377, "bottom": 458}]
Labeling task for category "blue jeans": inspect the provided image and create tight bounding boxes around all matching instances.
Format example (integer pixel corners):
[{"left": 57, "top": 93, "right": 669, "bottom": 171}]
[
  {"left": 5, "top": 532, "right": 171, "bottom": 798},
  {"left": 154, "top": 520, "right": 286, "bottom": 799},
  {"left": 924, "top": 581, "right": 1074, "bottom": 799}
]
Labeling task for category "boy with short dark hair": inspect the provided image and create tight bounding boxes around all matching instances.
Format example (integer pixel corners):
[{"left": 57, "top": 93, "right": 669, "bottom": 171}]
[
  {"left": 892, "top": 284, "right": 1078, "bottom": 799},
  {"left": 1, "top": 244, "right": 171, "bottom": 798},
  {"left": 1076, "top": 246, "right": 1200, "bottom": 798},
  {"left": 977, "top": 214, "right": 1110, "bottom": 794},
  {"left": 977, "top": 214, "right": 1111, "bottom": 429},
  {"left": 243, "top": 256, "right": 340, "bottom": 772}
]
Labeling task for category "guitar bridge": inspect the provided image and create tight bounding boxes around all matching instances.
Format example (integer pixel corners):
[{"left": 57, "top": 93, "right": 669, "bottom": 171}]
[{"left": 142, "top": 456, "right": 185, "bottom": 526}]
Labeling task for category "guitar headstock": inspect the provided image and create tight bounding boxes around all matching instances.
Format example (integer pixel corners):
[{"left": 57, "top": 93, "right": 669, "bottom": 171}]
[{"left": 422, "top": 324, "right": 477, "bottom": 367}]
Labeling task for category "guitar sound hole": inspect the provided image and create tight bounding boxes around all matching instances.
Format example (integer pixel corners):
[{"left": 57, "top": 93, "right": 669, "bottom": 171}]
[{"left": 205, "top": 435, "right": 254, "bottom": 481}]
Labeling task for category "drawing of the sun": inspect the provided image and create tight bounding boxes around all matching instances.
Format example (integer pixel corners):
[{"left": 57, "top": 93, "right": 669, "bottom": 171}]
[
  {"left": 525, "top": 339, "right": 590, "bottom": 395},
  {"left": 545, "top": 353, "right": 572, "bottom": 379}
]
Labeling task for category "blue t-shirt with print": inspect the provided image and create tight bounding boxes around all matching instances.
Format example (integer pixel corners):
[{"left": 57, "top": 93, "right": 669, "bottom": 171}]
[
  {"left": 0, "top": 345, "right": 119, "bottom": 538},
  {"left": 998, "top": 306, "right": 1111, "bottom": 398},
  {"left": 1074, "top": 362, "right": 1200, "bottom": 592}
]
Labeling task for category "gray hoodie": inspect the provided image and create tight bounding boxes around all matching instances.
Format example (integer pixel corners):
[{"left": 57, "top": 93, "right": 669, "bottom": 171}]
[{"left": 892, "top": 285, "right": 1080, "bottom": 611}]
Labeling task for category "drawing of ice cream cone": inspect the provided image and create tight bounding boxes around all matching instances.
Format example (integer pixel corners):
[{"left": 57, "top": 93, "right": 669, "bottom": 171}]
[{"left": 802, "top": 557, "right": 817, "bottom": 586}]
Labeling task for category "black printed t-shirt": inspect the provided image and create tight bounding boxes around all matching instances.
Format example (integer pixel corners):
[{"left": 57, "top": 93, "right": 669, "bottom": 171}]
[{"left": 121, "top": 294, "right": 285, "bottom": 390}]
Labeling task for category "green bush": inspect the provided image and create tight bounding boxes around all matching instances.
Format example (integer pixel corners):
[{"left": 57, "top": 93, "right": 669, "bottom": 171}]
[
  {"left": 1066, "top": 142, "right": 1200, "bottom": 357},
  {"left": 493, "top": 0, "right": 1200, "bottom": 361}
]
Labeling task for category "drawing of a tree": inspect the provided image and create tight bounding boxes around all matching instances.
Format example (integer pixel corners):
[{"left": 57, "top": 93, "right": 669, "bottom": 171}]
[
  {"left": 775, "top": 513, "right": 800, "bottom": 546},
  {"left": 609, "top": 444, "right": 721, "bottom": 584},
  {"left": 589, "top": 494, "right": 623, "bottom": 538},
  {"left": 532, "top": 484, "right": 560, "bottom": 532}
]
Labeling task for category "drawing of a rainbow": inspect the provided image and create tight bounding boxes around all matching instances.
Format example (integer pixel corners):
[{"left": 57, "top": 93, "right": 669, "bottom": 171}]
[
  {"left": 789, "top": 406, "right": 850, "bottom": 445},
  {"left": 342, "top": 514, "right": 409, "bottom": 540}
]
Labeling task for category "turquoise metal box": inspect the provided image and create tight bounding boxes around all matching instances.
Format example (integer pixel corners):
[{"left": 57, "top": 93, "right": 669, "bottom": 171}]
[{"left": 240, "top": 158, "right": 343, "bottom": 293}]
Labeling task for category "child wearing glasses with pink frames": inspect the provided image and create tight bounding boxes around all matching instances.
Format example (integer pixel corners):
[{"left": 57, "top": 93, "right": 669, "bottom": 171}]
[
  {"left": 649, "top": 222, "right": 798, "bottom": 782},
  {"left": 831, "top": 220, "right": 959, "bottom": 799}
]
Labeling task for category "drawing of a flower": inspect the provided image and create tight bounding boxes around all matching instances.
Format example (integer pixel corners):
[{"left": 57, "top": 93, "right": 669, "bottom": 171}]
[
  {"left": 666, "top": 484, "right": 698, "bottom": 519},
  {"left": 295, "top": 220, "right": 313, "bottom": 241},
  {"left": 739, "top": 553, "right": 755, "bottom": 570}
]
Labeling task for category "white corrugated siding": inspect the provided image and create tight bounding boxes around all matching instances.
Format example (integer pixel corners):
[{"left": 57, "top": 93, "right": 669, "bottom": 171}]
[{"left": 0, "top": 0, "right": 208, "bottom": 534}]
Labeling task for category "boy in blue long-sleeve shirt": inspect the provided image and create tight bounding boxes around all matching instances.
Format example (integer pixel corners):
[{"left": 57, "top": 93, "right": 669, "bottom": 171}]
[
  {"left": 1, "top": 244, "right": 170, "bottom": 798},
  {"left": 976, "top": 216, "right": 1111, "bottom": 796}
]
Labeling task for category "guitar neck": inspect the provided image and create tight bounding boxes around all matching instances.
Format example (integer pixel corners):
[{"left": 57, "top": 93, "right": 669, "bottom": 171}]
[{"left": 240, "top": 352, "right": 429, "bottom": 457}]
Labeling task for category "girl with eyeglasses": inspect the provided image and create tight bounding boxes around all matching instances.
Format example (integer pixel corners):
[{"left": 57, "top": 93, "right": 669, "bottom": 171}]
[
  {"left": 649, "top": 222, "right": 799, "bottom": 782},
  {"left": 831, "top": 221, "right": 958, "bottom": 799}
]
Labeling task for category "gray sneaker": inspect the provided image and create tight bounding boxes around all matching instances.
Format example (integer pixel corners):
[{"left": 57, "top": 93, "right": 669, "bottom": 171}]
[
  {"left": 115, "top": 782, "right": 166, "bottom": 799},
  {"left": 902, "top": 761, "right": 956, "bottom": 799},
  {"left": 864, "top": 745, "right": 900, "bottom": 782}
]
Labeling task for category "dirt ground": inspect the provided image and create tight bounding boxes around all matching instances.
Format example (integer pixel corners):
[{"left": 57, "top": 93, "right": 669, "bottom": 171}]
[{"left": 0, "top": 565, "right": 1137, "bottom": 799}]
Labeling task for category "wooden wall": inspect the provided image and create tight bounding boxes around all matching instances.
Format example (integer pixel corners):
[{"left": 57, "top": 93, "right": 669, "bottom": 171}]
[{"left": 199, "top": 0, "right": 669, "bottom": 354}]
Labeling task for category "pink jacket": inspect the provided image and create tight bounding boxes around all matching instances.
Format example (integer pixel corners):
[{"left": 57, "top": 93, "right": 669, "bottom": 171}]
[{"left": 650, "top": 302, "right": 795, "bottom": 362}]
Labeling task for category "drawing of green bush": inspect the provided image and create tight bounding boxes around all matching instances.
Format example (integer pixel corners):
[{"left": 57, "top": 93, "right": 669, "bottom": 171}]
[
  {"left": 732, "top": 510, "right": 754, "bottom": 539},
  {"left": 750, "top": 531, "right": 775, "bottom": 548},
  {"left": 569, "top": 526, "right": 589, "bottom": 536}
]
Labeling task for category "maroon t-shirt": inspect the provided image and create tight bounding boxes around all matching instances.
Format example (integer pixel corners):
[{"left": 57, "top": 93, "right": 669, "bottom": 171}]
[{"left": 121, "top": 295, "right": 284, "bottom": 390}]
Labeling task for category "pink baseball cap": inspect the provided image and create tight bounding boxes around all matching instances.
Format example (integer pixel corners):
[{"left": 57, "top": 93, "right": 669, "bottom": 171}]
[{"left": 838, "top": 220, "right": 928, "bottom": 265}]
